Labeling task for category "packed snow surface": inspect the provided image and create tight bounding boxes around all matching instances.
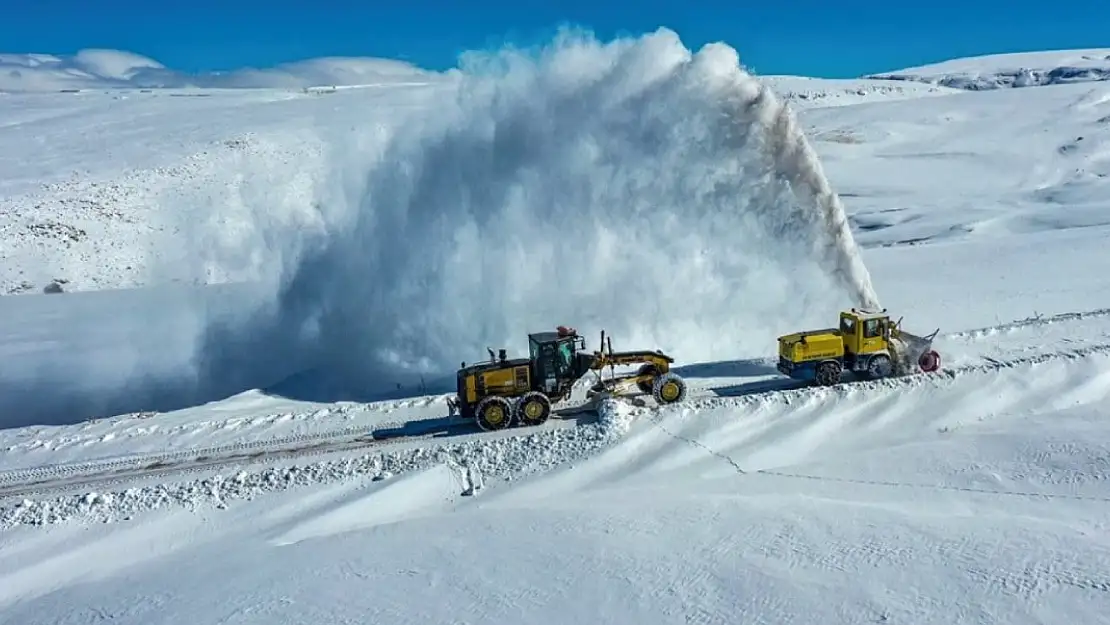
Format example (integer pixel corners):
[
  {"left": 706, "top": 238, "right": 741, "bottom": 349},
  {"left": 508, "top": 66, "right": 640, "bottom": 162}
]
[{"left": 3, "top": 27, "right": 1110, "bottom": 625}]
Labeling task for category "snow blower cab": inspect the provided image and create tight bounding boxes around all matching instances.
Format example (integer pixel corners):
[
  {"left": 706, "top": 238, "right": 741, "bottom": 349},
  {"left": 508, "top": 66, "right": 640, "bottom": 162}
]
[{"left": 776, "top": 308, "right": 940, "bottom": 386}]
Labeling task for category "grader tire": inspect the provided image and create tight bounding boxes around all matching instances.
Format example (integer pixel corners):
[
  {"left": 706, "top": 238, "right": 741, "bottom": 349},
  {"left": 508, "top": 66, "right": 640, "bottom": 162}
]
[
  {"left": 652, "top": 372, "right": 687, "bottom": 405},
  {"left": 515, "top": 391, "right": 552, "bottom": 427},
  {"left": 636, "top": 364, "right": 659, "bottom": 394},
  {"left": 815, "top": 360, "right": 842, "bottom": 387},
  {"left": 475, "top": 396, "right": 514, "bottom": 432}
]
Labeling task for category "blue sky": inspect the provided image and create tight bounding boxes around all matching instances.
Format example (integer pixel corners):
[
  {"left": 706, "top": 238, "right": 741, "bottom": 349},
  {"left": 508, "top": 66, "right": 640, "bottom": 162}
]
[{"left": 2, "top": 0, "right": 1107, "bottom": 77}]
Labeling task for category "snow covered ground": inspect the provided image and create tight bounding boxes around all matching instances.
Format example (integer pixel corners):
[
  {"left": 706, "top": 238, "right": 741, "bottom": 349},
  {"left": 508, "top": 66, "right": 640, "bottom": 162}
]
[
  {"left": 868, "top": 48, "right": 1110, "bottom": 90},
  {"left": 0, "top": 48, "right": 445, "bottom": 92},
  {"left": 3, "top": 31, "right": 1110, "bottom": 624}
]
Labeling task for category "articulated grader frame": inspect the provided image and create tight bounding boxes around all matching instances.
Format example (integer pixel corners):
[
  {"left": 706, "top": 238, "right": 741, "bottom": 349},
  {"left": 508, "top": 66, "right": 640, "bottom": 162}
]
[{"left": 583, "top": 329, "right": 689, "bottom": 406}]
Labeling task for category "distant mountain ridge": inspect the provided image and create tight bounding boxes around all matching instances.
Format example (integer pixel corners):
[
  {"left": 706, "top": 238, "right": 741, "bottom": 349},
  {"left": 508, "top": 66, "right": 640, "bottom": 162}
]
[
  {"left": 5, "top": 46, "right": 1110, "bottom": 93},
  {"left": 867, "top": 48, "right": 1110, "bottom": 90},
  {"left": 0, "top": 48, "right": 446, "bottom": 92}
]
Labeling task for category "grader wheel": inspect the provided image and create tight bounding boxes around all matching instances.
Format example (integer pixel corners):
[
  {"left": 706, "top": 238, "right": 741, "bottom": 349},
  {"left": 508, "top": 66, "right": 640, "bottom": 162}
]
[
  {"left": 475, "top": 396, "right": 514, "bottom": 431},
  {"left": 652, "top": 372, "right": 687, "bottom": 404},
  {"left": 515, "top": 391, "right": 552, "bottom": 427}
]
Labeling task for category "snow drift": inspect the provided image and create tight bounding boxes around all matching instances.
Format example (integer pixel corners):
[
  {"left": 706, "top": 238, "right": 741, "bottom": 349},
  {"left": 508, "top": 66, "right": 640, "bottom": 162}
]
[{"left": 189, "top": 27, "right": 876, "bottom": 403}]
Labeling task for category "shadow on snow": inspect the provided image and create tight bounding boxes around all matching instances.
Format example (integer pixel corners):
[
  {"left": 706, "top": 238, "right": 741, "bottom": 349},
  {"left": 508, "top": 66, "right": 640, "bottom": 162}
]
[{"left": 0, "top": 281, "right": 799, "bottom": 431}]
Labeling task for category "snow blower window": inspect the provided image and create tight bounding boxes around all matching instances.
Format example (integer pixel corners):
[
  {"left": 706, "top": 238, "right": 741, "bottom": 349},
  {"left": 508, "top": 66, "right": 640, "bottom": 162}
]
[
  {"left": 841, "top": 317, "right": 856, "bottom": 334},
  {"left": 864, "top": 319, "right": 882, "bottom": 338}
]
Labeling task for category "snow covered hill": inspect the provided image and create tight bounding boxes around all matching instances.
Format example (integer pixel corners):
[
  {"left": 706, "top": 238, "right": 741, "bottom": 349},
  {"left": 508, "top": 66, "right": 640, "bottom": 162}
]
[
  {"left": 2, "top": 30, "right": 1110, "bottom": 624},
  {"left": 868, "top": 48, "right": 1110, "bottom": 90},
  {"left": 0, "top": 48, "right": 447, "bottom": 92}
]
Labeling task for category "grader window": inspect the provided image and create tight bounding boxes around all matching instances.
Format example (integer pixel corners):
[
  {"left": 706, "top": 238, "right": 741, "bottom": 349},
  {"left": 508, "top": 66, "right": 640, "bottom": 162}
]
[
  {"left": 557, "top": 342, "right": 572, "bottom": 373},
  {"left": 535, "top": 343, "right": 556, "bottom": 378}
]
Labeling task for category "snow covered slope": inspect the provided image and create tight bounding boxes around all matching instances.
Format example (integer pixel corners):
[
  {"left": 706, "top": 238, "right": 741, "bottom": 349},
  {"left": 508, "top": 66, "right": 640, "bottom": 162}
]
[
  {"left": 868, "top": 48, "right": 1110, "bottom": 90},
  {"left": 758, "top": 75, "right": 962, "bottom": 108},
  {"left": 3, "top": 31, "right": 1110, "bottom": 624},
  {"left": 0, "top": 83, "right": 444, "bottom": 293},
  {"left": 3, "top": 344, "right": 1110, "bottom": 623}
]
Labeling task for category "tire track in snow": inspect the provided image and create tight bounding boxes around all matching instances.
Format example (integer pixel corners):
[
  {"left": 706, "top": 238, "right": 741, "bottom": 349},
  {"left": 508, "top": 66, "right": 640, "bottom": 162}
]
[
  {"left": 0, "top": 403, "right": 634, "bottom": 527},
  {"left": 0, "top": 422, "right": 398, "bottom": 487},
  {"left": 2, "top": 395, "right": 446, "bottom": 455},
  {"left": 944, "top": 306, "right": 1110, "bottom": 340},
  {"left": 0, "top": 411, "right": 598, "bottom": 501}
]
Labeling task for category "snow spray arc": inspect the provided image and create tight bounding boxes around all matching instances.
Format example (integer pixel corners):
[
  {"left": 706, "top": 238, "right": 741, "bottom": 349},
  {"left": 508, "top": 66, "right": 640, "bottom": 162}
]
[{"left": 192, "top": 27, "right": 883, "bottom": 402}]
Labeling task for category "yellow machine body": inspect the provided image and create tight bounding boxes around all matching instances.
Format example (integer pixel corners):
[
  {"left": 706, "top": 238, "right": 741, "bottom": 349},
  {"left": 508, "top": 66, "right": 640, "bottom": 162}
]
[
  {"left": 775, "top": 308, "right": 935, "bottom": 385},
  {"left": 450, "top": 327, "right": 689, "bottom": 432}
]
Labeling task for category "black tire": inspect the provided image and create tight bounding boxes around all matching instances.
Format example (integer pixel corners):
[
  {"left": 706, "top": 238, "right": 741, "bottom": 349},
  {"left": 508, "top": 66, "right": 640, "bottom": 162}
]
[
  {"left": 636, "top": 364, "right": 659, "bottom": 394},
  {"left": 515, "top": 391, "right": 552, "bottom": 427},
  {"left": 475, "top": 396, "right": 514, "bottom": 431},
  {"left": 652, "top": 372, "right": 687, "bottom": 404},
  {"left": 814, "top": 360, "right": 842, "bottom": 386},
  {"left": 867, "top": 354, "right": 893, "bottom": 379}
]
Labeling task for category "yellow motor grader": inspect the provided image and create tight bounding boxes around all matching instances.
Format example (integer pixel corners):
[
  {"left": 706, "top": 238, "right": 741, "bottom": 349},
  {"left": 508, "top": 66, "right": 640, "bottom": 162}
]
[
  {"left": 776, "top": 308, "right": 941, "bottom": 386},
  {"left": 448, "top": 326, "right": 687, "bottom": 431}
]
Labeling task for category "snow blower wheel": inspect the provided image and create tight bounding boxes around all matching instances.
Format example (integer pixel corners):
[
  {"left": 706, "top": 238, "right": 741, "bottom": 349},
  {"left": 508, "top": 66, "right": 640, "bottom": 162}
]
[
  {"left": 867, "top": 354, "right": 893, "bottom": 379},
  {"left": 815, "top": 360, "right": 842, "bottom": 386},
  {"left": 919, "top": 349, "right": 940, "bottom": 373}
]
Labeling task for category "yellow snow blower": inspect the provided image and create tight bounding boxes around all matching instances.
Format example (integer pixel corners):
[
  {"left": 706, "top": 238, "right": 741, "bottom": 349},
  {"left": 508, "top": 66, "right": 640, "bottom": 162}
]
[{"left": 776, "top": 308, "right": 941, "bottom": 386}]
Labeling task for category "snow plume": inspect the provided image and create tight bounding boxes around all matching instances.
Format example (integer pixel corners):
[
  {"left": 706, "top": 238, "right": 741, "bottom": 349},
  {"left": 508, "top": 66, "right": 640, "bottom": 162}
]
[
  {"left": 191, "top": 28, "right": 876, "bottom": 402},
  {"left": 743, "top": 80, "right": 880, "bottom": 308}
]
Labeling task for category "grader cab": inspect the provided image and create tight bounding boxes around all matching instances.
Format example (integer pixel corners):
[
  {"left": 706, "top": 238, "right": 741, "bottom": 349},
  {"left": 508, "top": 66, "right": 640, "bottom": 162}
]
[
  {"left": 776, "top": 308, "right": 941, "bottom": 386},
  {"left": 451, "top": 326, "right": 687, "bottom": 432}
]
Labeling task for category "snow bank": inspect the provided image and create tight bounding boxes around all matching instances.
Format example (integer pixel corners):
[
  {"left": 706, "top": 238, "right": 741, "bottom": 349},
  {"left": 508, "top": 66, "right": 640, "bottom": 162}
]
[
  {"left": 270, "top": 463, "right": 464, "bottom": 545},
  {"left": 192, "top": 27, "right": 875, "bottom": 402},
  {"left": 0, "top": 398, "right": 646, "bottom": 528},
  {"left": 0, "top": 49, "right": 445, "bottom": 92}
]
